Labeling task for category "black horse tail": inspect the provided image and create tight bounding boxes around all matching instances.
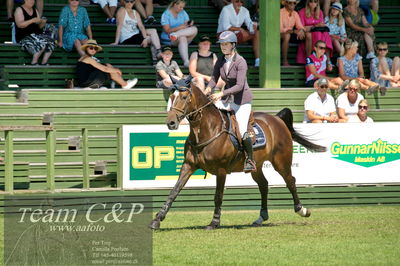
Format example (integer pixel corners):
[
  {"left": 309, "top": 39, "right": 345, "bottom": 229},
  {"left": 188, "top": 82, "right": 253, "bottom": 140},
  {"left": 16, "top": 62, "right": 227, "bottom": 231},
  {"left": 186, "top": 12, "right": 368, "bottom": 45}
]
[{"left": 276, "top": 108, "right": 326, "bottom": 152}]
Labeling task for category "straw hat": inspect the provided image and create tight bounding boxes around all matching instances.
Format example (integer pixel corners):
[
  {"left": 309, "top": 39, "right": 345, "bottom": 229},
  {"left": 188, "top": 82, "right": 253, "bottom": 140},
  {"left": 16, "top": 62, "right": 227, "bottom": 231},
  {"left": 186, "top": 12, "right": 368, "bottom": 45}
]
[{"left": 81, "top": 39, "right": 103, "bottom": 52}]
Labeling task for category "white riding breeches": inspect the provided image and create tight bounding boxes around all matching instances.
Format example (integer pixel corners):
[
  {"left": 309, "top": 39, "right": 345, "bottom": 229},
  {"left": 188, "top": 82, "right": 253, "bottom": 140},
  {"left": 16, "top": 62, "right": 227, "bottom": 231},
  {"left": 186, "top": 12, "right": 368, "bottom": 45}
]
[{"left": 214, "top": 99, "right": 251, "bottom": 138}]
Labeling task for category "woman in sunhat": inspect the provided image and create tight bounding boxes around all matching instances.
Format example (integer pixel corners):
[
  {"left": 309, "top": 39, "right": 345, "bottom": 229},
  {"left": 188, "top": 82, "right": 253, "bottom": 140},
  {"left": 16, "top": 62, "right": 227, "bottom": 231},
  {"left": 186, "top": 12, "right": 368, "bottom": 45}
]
[{"left": 76, "top": 39, "right": 138, "bottom": 89}]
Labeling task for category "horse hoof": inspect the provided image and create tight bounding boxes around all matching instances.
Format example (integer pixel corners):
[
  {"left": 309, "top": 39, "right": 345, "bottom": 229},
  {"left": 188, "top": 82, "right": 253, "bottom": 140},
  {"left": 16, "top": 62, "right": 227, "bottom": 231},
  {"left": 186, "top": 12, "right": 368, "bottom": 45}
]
[
  {"left": 305, "top": 208, "right": 311, "bottom": 217},
  {"left": 149, "top": 219, "right": 161, "bottom": 230},
  {"left": 205, "top": 223, "right": 219, "bottom": 230},
  {"left": 251, "top": 222, "right": 262, "bottom": 227}
]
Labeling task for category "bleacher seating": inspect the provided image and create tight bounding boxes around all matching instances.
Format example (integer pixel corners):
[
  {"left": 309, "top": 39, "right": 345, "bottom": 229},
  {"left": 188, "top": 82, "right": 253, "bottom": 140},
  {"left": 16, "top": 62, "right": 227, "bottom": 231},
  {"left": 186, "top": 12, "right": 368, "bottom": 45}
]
[{"left": 0, "top": 1, "right": 399, "bottom": 191}]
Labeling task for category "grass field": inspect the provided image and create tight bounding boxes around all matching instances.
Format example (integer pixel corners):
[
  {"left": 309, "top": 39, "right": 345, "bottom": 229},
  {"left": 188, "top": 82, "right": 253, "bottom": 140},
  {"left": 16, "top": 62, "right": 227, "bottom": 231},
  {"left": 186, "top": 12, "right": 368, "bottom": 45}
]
[{"left": 1, "top": 206, "right": 399, "bottom": 265}]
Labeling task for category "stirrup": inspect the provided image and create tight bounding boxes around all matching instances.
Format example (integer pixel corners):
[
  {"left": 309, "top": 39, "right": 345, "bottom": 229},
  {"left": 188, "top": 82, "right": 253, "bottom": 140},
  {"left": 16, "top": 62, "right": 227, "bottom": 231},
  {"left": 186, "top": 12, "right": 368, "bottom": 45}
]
[{"left": 244, "top": 159, "right": 257, "bottom": 173}]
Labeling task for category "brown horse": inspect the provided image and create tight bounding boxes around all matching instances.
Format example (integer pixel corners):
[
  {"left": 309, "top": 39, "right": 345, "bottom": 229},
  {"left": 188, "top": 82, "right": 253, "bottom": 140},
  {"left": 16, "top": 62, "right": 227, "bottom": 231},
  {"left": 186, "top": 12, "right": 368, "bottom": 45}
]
[{"left": 149, "top": 77, "right": 326, "bottom": 230}]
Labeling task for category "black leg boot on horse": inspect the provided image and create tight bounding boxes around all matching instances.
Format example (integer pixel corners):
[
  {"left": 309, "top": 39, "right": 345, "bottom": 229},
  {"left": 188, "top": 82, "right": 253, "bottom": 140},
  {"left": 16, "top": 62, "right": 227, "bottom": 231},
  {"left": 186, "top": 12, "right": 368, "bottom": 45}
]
[{"left": 242, "top": 132, "right": 257, "bottom": 173}]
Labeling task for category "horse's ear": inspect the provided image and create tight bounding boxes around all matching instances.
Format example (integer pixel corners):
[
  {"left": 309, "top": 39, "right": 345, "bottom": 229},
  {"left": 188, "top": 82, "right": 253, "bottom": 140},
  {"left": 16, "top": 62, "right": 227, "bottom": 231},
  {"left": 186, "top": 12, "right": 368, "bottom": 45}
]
[
  {"left": 170, "top": 75, "right": 179, "bottom": 84},
  {"left": 185, "top": 74, "right": 193, "bottom": 85}
]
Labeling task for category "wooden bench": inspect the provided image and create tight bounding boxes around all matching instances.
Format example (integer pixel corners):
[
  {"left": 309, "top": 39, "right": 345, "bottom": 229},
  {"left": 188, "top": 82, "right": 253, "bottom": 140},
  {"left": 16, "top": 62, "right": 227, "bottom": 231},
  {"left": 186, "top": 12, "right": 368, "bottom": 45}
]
[{"left": 0, "top": 162, "right": 30, "bottom": 189}]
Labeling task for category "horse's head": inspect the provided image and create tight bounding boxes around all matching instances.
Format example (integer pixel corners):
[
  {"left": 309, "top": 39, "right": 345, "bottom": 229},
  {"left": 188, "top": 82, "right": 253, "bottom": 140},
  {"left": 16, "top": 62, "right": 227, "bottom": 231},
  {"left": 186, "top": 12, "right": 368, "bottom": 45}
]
[{"left": 166, "top": 75, "right": 194, "bottom": 130}]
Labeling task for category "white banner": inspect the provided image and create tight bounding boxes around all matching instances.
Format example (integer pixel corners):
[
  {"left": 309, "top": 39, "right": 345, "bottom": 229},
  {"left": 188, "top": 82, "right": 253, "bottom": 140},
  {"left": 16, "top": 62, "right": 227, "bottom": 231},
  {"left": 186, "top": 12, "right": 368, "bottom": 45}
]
[{"left": 123, "top": 123, "right": 400, "bottom": 189}]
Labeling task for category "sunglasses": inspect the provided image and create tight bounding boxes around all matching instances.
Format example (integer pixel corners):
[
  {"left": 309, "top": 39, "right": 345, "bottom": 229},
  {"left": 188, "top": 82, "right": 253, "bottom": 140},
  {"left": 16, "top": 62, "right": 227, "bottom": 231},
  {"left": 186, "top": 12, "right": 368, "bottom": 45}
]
[
  {"left": 358, "top": 105, "right": 368, "bottom": 110},
  {"left": 319, "top": 85, "right": 328, "bottom": 89},
  {"left": 349, "top": 87, "right": 358, "bottom": 91},
  {"left": 125, "top": 0, "right": 135, "bottom": 3},
  {"left": 378, "top": 48, "right": 388, "bottom": 51},
  {"left": 87, "top": 46, "right": 97, "bottom": 51},
  {"left": 317, "top": 46, "right": 326, "bottom": 50}
]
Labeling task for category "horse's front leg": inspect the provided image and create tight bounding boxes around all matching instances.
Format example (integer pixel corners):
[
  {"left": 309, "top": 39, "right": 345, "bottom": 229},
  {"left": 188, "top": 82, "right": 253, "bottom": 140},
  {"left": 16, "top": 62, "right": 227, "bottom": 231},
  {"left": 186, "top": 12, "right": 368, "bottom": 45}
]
[
  {"left": 149, "top": 162, "right": 195, "bottom": 230},
  {"left": 205, "top": 171, "right": 227, "bottom": 230}
]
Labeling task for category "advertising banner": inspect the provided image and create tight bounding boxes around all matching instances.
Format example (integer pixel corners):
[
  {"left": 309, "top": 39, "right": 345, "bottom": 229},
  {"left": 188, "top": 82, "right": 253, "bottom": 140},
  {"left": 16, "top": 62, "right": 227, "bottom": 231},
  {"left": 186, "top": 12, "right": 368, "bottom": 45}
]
[{"left": 123, "top": 123, "right": 400, "bottom": 189}]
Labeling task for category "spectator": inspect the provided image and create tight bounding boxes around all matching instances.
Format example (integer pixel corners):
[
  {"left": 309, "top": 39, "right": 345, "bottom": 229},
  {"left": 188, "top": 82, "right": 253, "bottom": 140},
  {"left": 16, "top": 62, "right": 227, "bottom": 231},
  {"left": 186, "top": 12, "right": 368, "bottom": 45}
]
[
  {"left": 347, "top": 99, "right": 374, "bottom": 122},
  {"left": 160, "top": 0, "right": 198, "bottom": 67},
  {"left": 322, "top": 0, "right": 340, "bottom": 17},
  {"left": 305, "top": 40, "right": 345, "bottom": 89},
  {"left": 211, "top": 0, "right": 229, "bottom": 10},
  {"left": 92, "top": 0, "right": 117, "bottom": 24},
  {"left": 359, "top": 0, "right": 379, "bottom": 13},
  {"left": 8, "top": 0, "right": 43, "bottom": 21},
  {"left": 189, "top": 35, "right": 218, "bottom": 92},
  {"left": 304, "top": 78, "right": 338, "bottom": 123},
  {"left": 370, "top": 42, "right": 400, "bottom": 95},
  {"left": 280, "top": 0, "right": 305, "bottom": 66},
  {"left": 76, "top": 39, "right": 138, "bottom": 89},
  {"left": 112, "top": 0, "right": 161, "bottom": 62},
  {"left": 217, "top": 0, "right": 259, "bottom": 67},
  {"left": 297, "top": 0, "right": 333, "bottom": 64},
  {"left": 135, "top": 0, "right": 156, "bottom": 24},
  {"left": 337, "top": 39, "right": 381, "bottom": 94},
  {"left": 325, "top": 2, "right": 347, "bottom": 56},
  {"left": 156, "top": 46, "right": 184, "bottom": 89},
  {"left": 155, "top": 46, "right": 184, "bottom": 110},
  {"left": 58, "top": 0, "right": 93, "bottom": 56},
  {"left": 14, "top": 0, "right": 55, "bottom": 65},
  {"left": 343, "top": 0, "right": 375, "bottom": 59},
  {"left": 336, "top": 79, "right": 364, "bottom": 122}
]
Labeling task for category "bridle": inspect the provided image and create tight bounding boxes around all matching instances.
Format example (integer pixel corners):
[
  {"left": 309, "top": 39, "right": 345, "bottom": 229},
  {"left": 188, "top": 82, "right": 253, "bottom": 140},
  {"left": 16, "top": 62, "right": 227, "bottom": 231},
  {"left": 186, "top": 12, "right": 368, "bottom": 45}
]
[{"left": 169, "top": 86, "right": 230, "bottom": 150}]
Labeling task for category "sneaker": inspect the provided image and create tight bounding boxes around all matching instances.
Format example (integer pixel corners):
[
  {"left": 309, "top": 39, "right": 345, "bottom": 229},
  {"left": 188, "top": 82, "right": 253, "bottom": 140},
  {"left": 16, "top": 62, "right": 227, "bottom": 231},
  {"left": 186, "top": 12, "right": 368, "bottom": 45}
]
[
  {"left": 254, "top": 58, "right": 260, "bottom": 67},
  {"left": 338, "top": 79, "right": 350, "bottom": 93},
  {"left": 144, "top": 16, "right": 155, "bottom": 24},
  {"left": 366, "top": 52, "right": 376, "bottom": 59},
  {"left": 379, "top": 86, "right": 387, "bottom": 96},
  {"left": 367, "top": 84, "right": 379, "bottom": 95},
  {"left": 122, "top": 78, "right": 138, "bottom": 89},
  {"left": 170, "top": 33, "right": 178, "bottom": 42}
]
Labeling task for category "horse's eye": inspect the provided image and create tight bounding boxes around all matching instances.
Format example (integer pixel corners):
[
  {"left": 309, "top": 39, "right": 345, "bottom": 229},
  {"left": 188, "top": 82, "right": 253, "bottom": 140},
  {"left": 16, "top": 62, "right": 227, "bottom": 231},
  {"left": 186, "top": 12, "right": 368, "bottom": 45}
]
[{"left": 182, "top": 95, "right": 187, "bottom": 100}]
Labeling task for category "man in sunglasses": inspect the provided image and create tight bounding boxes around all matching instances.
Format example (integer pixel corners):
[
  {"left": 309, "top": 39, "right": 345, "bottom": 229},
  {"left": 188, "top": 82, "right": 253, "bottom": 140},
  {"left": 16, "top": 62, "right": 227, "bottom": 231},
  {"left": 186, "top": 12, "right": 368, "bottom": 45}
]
[
  {"left": 347, "top": 99, "right": 374, "bottom": 123},
  {"left": 280, "top": 0, "right": 305, "bottom": 66},
  {"left": 304, "top": 78, "right": 338, "bottom": 123}
]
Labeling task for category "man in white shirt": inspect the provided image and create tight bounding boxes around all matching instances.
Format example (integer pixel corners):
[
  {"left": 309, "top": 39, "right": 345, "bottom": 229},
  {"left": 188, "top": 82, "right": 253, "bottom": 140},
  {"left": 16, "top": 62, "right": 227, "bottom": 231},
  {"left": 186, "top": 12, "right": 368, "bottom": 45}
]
[
  {"left": 217, "top": 0, "right": 259, "bottom": 66},
  {"left": 336, "top": 79, "right": 365, "bottom": 122},
  {"left": 304, "top": 78, "right": 338, "bottom": 123}
]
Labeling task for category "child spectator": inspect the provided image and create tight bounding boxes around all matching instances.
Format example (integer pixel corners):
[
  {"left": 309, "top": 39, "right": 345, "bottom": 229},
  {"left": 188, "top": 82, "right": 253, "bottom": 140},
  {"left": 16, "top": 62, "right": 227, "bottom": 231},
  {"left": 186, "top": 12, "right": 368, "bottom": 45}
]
[
  {"left": 189, "top": 35, "right": 218, "bottom": 92},
  {"left": 155, "top": 46, "right": 184, "bottom": 110},
  {"left": 336, "top": 79, "right": 364, "bottom": 122},
  {"left": 343, "top": 0, "right": 376, "bottom": 59},
  {"left": 337, "top": 39, "right": 381, "bottom": 94},
  {"left": 58, "top": 0, "right": 93, "bottom": 56},
  {"left": 280, "top": 0, "right": 305, "bottom": 66},
  {"left": 111, "top": 0, "right": 162, "bottom": 62},
  {"left": 305, "top": 40, "right": 345, "bottom": 89},
  {"left": 92, "top": 0, "right": 117, "bottom": 24},
  {"left": 217, "top": 0, "right": 259, "bottom": 66},
  {"left": 15, "top": 0, "right": 55, "bottom": 65},
  {"left": 325, "top": 2, "right": 347, "bottom": 57},
  {"left": 76, "top": 39, "right": 138, "bottom": 89},
  {"left": 156, "top": 46, "right": 184, "bottom": 89},
  {"left": 304, "top": 78, "right": 338, "bottom": 123},
  {"left": 370, "top": 42, "right": 400, "bottom": 95},
  {"left": 160, "top": 0, "right": 198, "bottom": 67},
  {"left": 347, "top": 99, "right": 374, "bottom": 122},
  {"left": 296, "top": 0, "right": 333, "bottom": 64}
]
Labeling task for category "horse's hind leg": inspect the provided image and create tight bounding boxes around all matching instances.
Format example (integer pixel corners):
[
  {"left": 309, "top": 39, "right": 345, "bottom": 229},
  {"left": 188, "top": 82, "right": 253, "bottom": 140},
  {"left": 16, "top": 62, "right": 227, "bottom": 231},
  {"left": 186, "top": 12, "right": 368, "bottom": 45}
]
[
  {"left": 206, "top": 172, "right": 226, "bottom": 230},
  {"left": 271, "top": 156, "right": 311, "bottom": 218},
  {"left": 149, "top": 162, "right": 196, "bottom": 229},
  {"left": 251, "top": 168, "right": 270, "bottom": 226}
]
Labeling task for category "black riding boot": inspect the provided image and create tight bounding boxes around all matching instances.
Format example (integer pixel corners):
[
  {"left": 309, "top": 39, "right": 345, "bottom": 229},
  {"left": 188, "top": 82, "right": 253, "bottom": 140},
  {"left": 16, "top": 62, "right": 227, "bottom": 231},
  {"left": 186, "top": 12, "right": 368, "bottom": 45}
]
[{"left": 242, "top": 133, "right": 256, "bottom": 173}]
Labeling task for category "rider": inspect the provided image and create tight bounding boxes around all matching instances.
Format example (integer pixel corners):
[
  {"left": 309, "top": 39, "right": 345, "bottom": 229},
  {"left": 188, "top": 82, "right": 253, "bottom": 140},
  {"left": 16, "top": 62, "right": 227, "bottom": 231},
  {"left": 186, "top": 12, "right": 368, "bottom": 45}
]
[{"left": 205, "top": 30, "right": 256, "bottom": 173}]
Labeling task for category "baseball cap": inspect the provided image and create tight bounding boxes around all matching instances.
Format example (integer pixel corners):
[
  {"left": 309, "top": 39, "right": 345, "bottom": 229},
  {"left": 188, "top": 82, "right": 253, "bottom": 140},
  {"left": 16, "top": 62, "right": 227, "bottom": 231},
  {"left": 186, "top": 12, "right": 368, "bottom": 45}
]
[
  {"left": 162, "top": 46, "right": 173, "bottom": 52},
  {"left": 331, "top": 2, "right": 343, "bottom": 11},
  {"left": 316, "top": 78, "right": 329, "bottom": 87},
  {"left": 199, "top": 35, "right": 211, "bottom": 43}
]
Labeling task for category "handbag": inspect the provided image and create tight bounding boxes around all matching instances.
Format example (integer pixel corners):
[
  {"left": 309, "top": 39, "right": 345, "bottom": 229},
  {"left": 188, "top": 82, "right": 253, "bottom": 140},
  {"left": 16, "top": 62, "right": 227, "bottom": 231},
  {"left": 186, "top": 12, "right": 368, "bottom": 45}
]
[{"left": 310, "top": 26, "right": 330, "bottom": 33}]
